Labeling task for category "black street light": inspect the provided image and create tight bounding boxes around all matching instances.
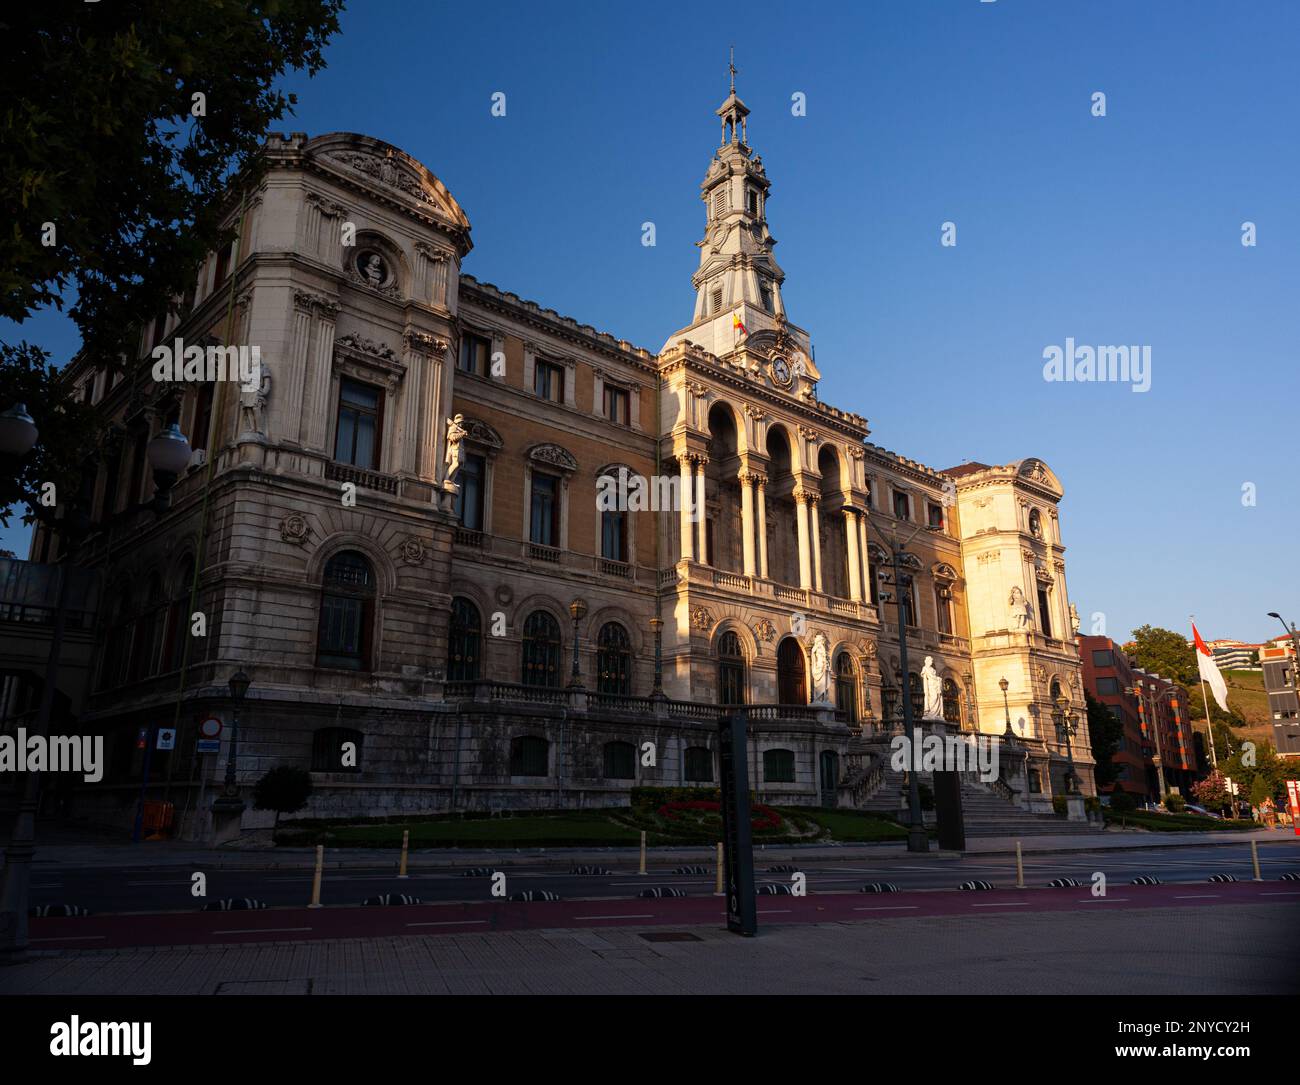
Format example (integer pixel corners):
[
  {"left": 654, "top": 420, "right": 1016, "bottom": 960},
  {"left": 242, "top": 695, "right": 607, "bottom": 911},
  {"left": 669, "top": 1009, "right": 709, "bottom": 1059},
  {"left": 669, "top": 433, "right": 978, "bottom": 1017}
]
[
  {"left": 1052, "top": 692, "right": 1080, "bottom": 794},
  {"left": 568, "top": 599, "right": 587, "bottom": 688},
  {"left": 213, "top": 670, "right": 251, "bottom": 816},
  {"left": 144, "top": 422, "right": 193, "bottom": 512},
  {"left": 885, "top": 535, "right": 928, "bottom": 853},
  {"left": 0, "top": 402, "right": 39, "bottom": 464}
]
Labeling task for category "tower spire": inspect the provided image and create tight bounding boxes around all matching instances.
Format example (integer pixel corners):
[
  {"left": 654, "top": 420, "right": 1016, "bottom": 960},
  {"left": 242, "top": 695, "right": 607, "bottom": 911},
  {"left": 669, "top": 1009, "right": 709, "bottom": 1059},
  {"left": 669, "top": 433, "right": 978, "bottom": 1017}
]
[{"left": 729, "top": 45, "right": 737, "bottom": 94}]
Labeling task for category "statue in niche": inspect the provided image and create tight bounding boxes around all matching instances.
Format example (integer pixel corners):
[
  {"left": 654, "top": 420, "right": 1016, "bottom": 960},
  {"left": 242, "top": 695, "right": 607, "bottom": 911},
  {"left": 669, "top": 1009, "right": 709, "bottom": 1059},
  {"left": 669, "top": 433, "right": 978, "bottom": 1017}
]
[
  {"left": 360, "top": 252, "right": 385, "bottom": 287},
  {"left": 810, "top": 632, "right": 830, "bottom": 703},
  {"left": 1069, "top": 602, "right": 1081, "bottom": 635},
  {"left": 921, "top": 656, "right": 943, "bottom": 721},
  {"left": 238, "top": 361, "right": 272, "bottom": 436},
  {"left": 444, "top": 413, "right": 467, "bottom": 482},
  {"left": 1008, "top": 586, "right": 1032, "bottom": 631}
]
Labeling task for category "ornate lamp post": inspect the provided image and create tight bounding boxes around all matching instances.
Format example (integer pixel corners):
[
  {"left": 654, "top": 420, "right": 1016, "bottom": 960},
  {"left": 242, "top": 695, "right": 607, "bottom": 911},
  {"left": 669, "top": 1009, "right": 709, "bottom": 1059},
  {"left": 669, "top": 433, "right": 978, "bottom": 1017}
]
[
  {"left": 0, "top": 402, "right": 39, "bottom": 467},
  {"left": 999, "top": 676, "right": 1015, "bottom": 741},
  {"left": 1127, "top": 677, "right": 1168, "bottom": 803},
  {"left": 144, "top": 422, "right": 193, "bottom": 512},
  {"left": 212, "top": 670, "right": 251, "bottom": 816},
  {"left": 568, "top": 599, "right": 587, "bottom": 688},
  {"left": 649, "top": 615, "right": 665, "bottom": 699},
  {"left": 1052, "top": 692, "right": 1080, "bottom": 794}
]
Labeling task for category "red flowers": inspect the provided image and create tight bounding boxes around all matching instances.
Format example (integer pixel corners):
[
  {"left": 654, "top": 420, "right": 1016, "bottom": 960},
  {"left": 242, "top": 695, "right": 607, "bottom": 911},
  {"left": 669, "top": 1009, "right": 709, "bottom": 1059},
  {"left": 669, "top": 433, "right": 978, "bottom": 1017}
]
[{"left": 657, "top": 800, "right": 781, "bottom": 832}]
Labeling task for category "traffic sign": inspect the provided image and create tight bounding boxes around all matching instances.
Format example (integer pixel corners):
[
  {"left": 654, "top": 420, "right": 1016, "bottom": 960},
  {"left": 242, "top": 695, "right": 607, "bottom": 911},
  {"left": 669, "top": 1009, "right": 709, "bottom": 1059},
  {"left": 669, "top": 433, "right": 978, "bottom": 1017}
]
[
  {"left": 196, "top": 739, "right": 221, "bottom": 754},
  {"left": 198, "top": 717, "right": 223, "bottom": 739},
  {"left": 156, "top": 727, "right": 177, "bottom": 751},
  {"left": 136, "top": 727, "right": 148, "bottom": 750}
]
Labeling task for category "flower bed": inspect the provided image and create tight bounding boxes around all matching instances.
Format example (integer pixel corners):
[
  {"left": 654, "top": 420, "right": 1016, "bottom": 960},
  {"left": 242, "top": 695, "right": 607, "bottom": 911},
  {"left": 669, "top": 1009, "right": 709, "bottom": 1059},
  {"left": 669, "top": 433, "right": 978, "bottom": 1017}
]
[{"left": 657, "top": 799, "right": 783, "bottom": 833}]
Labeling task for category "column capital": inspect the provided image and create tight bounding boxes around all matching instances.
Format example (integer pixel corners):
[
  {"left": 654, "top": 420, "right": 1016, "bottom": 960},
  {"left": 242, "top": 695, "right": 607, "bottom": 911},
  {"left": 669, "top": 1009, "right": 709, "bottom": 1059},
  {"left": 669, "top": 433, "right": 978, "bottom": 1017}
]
[
  {"left": 738, "top": 470, "right": 761, "bottom": 486},
  {"left": 792, "top": 487, "right": 810, "bottom": 505}
]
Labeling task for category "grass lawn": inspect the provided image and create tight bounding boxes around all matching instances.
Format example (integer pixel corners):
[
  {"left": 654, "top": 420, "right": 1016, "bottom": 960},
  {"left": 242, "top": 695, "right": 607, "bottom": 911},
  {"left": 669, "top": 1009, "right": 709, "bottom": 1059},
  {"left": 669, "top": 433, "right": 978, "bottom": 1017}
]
[
  {"left": 772, "top": 807, "right": 909, "bottom": 842},
  {"left": 1104, "top": 810, "right": 1258, "bottom": 832}
]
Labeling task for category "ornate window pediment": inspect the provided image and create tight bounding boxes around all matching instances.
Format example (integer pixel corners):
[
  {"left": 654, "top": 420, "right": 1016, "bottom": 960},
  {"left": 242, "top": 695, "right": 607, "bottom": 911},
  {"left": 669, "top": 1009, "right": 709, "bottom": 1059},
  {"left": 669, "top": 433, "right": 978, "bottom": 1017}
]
[
  {"left": 461, "top": 418, "right": 503, "bottom": 452},
  {"left": 932, "top": 562, "right": 959, "bottom": 580},
  {"left": 528, "top": 443, "right": 578, "bottom": 472}
]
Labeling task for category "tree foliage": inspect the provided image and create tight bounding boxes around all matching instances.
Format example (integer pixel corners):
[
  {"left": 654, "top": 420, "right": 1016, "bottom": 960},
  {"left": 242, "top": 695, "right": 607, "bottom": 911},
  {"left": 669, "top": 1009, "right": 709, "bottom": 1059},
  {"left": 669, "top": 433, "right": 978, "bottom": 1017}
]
[
  {"left": 1125, "top": 624, "right": 1243, "bottom": 727},
  {"left": 0, "top": 342, "right": 101, "bottom": 528},
  {"left": 253, "top": 764, "right": 313, "bottom": 824},
  {"left": 1084, "top": 691, "right": 1123, "bottom": 789},
  {"left": 0, "top": 1, "right": 344, "bottom": 363},
  {"left": 1191, "top": 771, "right": 1232, "bottom": 812}
]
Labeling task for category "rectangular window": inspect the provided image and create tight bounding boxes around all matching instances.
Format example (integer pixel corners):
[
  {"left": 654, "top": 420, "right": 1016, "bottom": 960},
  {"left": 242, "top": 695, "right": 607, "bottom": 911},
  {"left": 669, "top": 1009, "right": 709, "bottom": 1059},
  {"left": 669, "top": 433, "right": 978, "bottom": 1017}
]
[
  {"left": 334, "top": 378, "right": 382, "bottom": 469},
  {"left": 601, "top": 509, "right": 627, "bottom": 561},
  {"left": 212, "top": 242, "right": 233, "bottom": 291},
  {"left": 1096, "top": 677, "right": 1121, "bottom": 695},
  {"left": 456, "top": 453, "right": 486, "bottom": 530},
  {"left": 893, "top": 490, "right": 910, "bottom": 521},
  {"left": 711, "top": 287, "right": 723, "bottom": 314},
  {"left": 459, "top": 333, "right": 491, "bottom": 376},
  {"left": 534, "top": 359, "right": 564, "bottom": 402},
  {"left": 927, "top": 502, "right": 944, "bottom": 530},
  {"left": 1037, "top": 587, "right": 1053, "bottom": 637},
  {"left": 530, "top": 473, "right": 559, "bottom": 546},
  {"left": 192, "top": 382, "right": 214, "bottom": 454},
  {"left": 685, "top": 747, "right": 714, "bottom": 783},
  {"left": 758, "top": 281, "right": 773, "bottom": 313},
  {"left": 1092, "top": 649, "right": 1114, "bottom": 668},
  {"left": 935, "top": 585, "right": 953, "bottom": 635},
  {"left": 746, "top": 189, "right": 759, "bottom": 215},
  {"left": 1108, "top": 705, "right": 1123, "bottom": 721},
  {"left": 603, "top": 384, "right": 629, "bottom": 425}
]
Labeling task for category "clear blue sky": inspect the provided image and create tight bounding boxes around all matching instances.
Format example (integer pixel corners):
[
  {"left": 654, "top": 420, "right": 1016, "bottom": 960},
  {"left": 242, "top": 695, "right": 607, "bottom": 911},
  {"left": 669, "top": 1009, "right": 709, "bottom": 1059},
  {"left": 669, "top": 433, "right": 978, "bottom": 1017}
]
[{"left": 4, "top": 0, "right": 1297, "bottom": 646}]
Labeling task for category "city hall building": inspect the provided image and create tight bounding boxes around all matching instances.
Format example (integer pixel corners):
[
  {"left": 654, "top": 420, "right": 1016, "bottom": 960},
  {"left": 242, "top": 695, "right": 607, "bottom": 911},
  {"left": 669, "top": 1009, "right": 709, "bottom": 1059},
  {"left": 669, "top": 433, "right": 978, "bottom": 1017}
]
[{"left": 33, "top": 81, "right": 1096, "bottom": 836}]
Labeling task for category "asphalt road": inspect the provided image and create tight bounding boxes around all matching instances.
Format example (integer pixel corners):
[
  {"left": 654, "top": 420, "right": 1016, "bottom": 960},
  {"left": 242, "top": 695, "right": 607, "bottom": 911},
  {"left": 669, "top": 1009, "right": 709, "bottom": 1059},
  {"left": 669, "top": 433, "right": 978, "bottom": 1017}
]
[{"left": 28, "top": 840, "right": 1300, "bottom": 915}]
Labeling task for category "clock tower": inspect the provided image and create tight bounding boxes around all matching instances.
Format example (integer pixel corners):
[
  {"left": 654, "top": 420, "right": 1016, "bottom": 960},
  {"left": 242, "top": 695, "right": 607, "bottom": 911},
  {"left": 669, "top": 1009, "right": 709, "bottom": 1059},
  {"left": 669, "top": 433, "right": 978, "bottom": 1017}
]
[{"left": 662, "top": 58, "right": 819, "bottom": 390}]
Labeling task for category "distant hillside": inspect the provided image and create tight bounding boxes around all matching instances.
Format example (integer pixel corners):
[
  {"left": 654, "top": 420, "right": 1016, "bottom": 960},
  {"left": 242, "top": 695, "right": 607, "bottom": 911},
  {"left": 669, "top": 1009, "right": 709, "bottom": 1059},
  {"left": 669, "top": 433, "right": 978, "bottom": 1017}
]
[{"left": 1223, "top": 669, "right": 1274, "bottom": 750}]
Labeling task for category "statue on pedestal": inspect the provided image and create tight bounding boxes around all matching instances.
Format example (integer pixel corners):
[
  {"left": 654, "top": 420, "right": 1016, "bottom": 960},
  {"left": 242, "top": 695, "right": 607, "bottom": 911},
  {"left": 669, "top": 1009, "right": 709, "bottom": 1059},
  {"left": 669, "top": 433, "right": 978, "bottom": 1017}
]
[{"left": 921, "top": 656, "right": 943, "bottom": 721}]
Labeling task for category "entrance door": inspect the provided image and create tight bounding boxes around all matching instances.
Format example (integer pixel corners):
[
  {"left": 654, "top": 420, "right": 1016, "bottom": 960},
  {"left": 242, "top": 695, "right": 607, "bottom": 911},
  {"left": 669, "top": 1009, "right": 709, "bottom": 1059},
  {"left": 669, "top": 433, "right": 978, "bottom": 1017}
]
[
  {"left": 819, "top": 750, "right": 839, "bottom": 808},
  {"left": 777, "top": 638, "right": 807, "bottom": 704}
]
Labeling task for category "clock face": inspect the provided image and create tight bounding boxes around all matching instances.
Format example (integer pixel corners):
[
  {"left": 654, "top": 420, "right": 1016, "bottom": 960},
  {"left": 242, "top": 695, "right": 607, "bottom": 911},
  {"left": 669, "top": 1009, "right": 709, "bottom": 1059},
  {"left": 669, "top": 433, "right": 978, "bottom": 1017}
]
[{"left": 771, "top": 354, "right": 792, "bottom": 387}]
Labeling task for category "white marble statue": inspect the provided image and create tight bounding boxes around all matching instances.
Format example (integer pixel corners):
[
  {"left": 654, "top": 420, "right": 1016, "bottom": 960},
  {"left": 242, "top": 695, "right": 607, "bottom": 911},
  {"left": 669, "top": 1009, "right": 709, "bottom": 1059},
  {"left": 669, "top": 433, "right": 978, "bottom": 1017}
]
[
  {"left": 1009, "top": 586, "right": 1032, "bottom": 630},
  {"left": 444, "top": 413, "right": 467, "bottom": 482},
  {"left": 363, "top": 253, "right": 385, "bottom": 287},
  {"left": 238, "top": 362, "right": 271, "bottom": 436},
  {"left": 921, "top": 655, "right": 943, "bottom": 720},
  {"left": 810, "top": 633, "right": 830, "bottom": 703},
  {"left": 1069, "top": 602, "right": 1081, "bottom": 635}
]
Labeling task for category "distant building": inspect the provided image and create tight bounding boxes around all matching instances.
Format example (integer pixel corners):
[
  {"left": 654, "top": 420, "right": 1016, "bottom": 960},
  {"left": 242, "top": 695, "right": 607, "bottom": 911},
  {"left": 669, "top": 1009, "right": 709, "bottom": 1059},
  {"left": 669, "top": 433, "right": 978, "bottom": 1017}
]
[
  {"left": 1080, "top": 636, "right": 1150, "bottom": 799},
  {"left": 1182, "top": 637, "right": 1260, "bottom": 672},
  {"left": 1260, "top": 640, "right": 1300, "bottom": 757}
]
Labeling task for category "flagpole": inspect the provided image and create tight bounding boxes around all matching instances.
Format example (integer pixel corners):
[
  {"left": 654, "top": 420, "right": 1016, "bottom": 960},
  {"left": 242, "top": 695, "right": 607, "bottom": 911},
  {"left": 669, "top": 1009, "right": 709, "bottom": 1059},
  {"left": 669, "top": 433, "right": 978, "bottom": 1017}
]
[{"left": 1191, "top": 615, "right": 1218, "bottom": 771}]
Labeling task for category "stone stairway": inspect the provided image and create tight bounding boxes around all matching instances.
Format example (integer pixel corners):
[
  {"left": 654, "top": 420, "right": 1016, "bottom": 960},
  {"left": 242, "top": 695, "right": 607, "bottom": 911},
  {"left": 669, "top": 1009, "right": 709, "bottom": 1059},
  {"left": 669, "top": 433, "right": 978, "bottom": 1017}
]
[{"left": 855, "top": 759, "right": 1101, "bottom": 838}]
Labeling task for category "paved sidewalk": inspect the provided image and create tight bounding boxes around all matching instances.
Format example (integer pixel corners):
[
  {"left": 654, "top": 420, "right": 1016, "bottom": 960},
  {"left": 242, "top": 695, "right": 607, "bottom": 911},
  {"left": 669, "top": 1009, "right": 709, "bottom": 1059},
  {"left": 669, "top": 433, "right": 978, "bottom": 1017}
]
[
  {"left": 20, "top": 827, "right": 1297, "bottom": 870},
  {"left": 3, "top": 904, "right": 1294, "bottom": 995}
]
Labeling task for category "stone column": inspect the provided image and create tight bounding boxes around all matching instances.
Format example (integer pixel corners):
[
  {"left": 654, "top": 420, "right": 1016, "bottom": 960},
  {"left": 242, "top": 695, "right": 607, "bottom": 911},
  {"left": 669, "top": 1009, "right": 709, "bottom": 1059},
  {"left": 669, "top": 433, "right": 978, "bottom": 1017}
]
[
  {"left": 845, "top": 508, "right": 862, "bottom": 602},
  {"left": 678, "top": 455, "right": 694, "bottom": 562},
  {"left": 695, "top": 457, "right": 708, "bottom": 565},
  {"left": 858, "top": 516, "right": 870, "bottom": 601},
  {"left": 756, "top": 475, "right": 769, "bottom": 580},
  {"left": 304, "top": 300, "right": 339, "bottom": 452},
  {"left": 794, "top": 488, "right": 813, "bottom": 590},
  {"left": 809, "top": 494, "right": 823, "bottom": 593},
  {"left": 286, "top": 292, "right": 314, "bottom": 444},
  {"left": 739, "top": 472, "right": 756, "bottom": 577}
]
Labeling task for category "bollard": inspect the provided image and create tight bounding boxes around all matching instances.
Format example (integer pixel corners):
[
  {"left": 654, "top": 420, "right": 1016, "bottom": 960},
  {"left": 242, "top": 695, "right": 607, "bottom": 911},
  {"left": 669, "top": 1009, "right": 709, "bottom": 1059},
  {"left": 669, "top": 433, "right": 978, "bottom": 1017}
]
[
  {"left": 639, "top": 830, "right": 647, "bottom": 875},
  {"left": 1015, "top": 841, "right": 1025, "bottom": 889},
  {"left": 309, "top": 844, "right": 324, "bottom": 909},
  {"left": 398, "top": 829, "right": 410, "bottom": 880},
  {"left": 715, "top": 842, "right": 724, "bottom": 896},
  {"left": 1251, "top": 839, "right": 1263, "bottom": 882}
]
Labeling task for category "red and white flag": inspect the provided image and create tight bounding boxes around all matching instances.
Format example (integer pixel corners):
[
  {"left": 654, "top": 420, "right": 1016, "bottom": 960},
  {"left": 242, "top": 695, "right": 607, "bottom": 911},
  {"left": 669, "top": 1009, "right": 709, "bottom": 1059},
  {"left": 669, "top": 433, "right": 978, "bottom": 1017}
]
[{"left": 1192, "top": 623, "right": 1230, "bottom": 713}]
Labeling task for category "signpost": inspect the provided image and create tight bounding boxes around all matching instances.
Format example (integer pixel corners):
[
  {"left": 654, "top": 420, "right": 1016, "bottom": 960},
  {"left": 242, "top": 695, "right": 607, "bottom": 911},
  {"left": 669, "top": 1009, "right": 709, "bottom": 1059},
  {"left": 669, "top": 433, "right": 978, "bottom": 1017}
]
[
  {"left": 156, "top": 727, "right": 177, "bottom": 751},
  {"left": 718, "top": 709, "right": 757, "bottom": 937},
  {"left": 194, "top": 717, "right": 223, "bottom": 843}
]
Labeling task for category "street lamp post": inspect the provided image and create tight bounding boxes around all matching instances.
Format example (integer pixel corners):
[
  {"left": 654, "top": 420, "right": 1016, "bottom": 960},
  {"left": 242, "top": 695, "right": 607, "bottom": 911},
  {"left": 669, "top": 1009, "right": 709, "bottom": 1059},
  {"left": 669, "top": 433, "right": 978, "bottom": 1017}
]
[
  {"left": 568, "top": 599, "right": 587, "bottom": 688},
  {"left": 212, "top": 670, "right": 250, "bottom": 817},
  {"left": 1052, "top": 693, "right": 1079, "bottom": 794},
  {"left": 886, "top": 538, "right": 928, "bottom": 853},
  {"left": 1129, "top": 678, "right": 1168, "bottom": 803}
]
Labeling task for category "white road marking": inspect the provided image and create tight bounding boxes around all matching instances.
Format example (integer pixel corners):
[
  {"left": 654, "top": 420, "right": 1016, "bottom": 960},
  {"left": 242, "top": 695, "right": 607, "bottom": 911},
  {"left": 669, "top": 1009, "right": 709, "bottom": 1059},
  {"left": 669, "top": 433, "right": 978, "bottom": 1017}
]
[
  {"left": 970, "top": 902, "right": 1030, "bottom": 907},
  {"left": 405, "top": 920, "right": 489, "bottom": 927},
  {"left": 1076, "top": 898, "right": 1129, "bottom": 903},
  {"left": 852, "top": 905, "right": 919, "bottom": 911},
  {"left": 572, "top": 913, "right": 656, "bottom": 920},
  {"left": 1173, "top": 894, "right": 1219, "bottom": 899},
  {"left": 30, "top": 935, "right": 106, "bottom": 942}
]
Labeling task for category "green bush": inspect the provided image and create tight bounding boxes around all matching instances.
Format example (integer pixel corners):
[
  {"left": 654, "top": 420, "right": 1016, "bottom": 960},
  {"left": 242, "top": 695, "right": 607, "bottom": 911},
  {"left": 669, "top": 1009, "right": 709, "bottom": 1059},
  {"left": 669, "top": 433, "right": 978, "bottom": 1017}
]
[
  {"left": 252, "top": 765, "right": 313, "bottom": 826},
  {"left": 1164, "top": 792, "right": 1186, "bottom": 813},
  {"left": 1109, "top": 789, "right": 1138, "bottom": 812}
]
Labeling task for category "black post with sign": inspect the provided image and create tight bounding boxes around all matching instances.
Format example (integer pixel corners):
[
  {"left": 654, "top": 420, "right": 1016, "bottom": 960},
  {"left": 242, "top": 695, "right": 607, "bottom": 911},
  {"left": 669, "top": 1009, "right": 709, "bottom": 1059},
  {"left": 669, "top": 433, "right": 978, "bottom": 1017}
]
[{"left": 718, "top": 709, "right": 757, "bottom": 936}]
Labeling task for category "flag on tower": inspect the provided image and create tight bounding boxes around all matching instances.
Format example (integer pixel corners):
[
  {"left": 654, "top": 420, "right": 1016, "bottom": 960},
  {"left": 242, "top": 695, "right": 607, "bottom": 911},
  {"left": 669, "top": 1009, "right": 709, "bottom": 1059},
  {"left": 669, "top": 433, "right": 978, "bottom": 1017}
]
[
  {"left": 732, "top": 312, "right": 749, "bottom": 338},
  {"left": 1192, "top": 623, "right": 1230, "bottom": 714}
]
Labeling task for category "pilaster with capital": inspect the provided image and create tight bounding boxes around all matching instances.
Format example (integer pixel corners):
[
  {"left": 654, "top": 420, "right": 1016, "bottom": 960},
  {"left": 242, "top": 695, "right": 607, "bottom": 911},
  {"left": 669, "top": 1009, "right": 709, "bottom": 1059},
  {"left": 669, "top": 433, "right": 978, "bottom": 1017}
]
[{"left": 793, "top": 487, "right": 813, "bottom": 590}]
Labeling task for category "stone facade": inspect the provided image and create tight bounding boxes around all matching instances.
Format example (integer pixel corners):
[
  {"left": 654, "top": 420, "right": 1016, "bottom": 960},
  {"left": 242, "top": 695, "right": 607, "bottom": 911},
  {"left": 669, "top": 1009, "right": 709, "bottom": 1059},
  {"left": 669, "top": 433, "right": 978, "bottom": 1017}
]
[{"left": 39, "top": 90, "right": 1094, "bottom": 836}]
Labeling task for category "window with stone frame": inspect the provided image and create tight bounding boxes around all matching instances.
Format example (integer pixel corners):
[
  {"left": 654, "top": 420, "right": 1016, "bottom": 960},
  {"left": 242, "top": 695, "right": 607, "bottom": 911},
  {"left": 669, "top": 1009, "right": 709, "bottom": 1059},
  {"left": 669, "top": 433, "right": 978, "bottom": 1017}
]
[
  {"left": 447, "top": 597, "right": 482, "bottom": 682},
  {"left": 603, "top": 740, "right": 636, "bottom": 780},
  {"left": 521, "top": 610, "right": 562, "bottom": 687},
  {"left": 334, "top": 378, "right": 383, "bottom": 470},
  {"left": 596, "top": 622, "right": 632, "bottom": 695},
  {"left": 316, "top": 550, "right": 376, "bottom": 671},
  {"left": 763, "top": 748, "right": 795, "bottom": 783},
  {"left": 685, "top": 746, "right": 714, "bottom": 783},
  {"left": 835, "top": 652, "right": 858, "bottom": 724},
  {"left": 459, "top": 332, "right": 491, "bottom": 376},
  {"left": 602, "top": 383, "right": 630, "bottom": 425},
  {"left": 510, "top": 735, "right": 549, "bottom": 776},
  {"left": 313, "top": 727, "right": 363, "bottom": 773},
  {"left": 529, "top": 473, "right": 560, "bottom": 546},
  {"left": 455, "top": 453, "right": 486, "bottom": 531},
  {"left": 534, "top": 358, "right": 565, "bottom": 403}
]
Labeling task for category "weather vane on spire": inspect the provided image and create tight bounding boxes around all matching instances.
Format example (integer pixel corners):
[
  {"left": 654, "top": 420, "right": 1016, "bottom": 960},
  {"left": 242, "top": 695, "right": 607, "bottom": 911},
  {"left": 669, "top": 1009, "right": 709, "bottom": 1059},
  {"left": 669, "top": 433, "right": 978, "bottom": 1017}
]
[{"left": 729, "top": 45, "right": 737, "bottom": 93}]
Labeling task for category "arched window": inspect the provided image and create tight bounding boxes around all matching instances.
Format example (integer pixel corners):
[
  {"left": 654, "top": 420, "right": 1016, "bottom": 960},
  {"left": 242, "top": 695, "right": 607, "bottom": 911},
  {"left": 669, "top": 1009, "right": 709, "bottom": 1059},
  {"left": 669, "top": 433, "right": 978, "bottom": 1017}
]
[
  {"left": 942, "top": 678, "right": 962, "bottom": 725},
  {"left": 510, "top": 735, "right": 549, "bottom": 776},
  {"left": 317, "top": 550, "right": 375, "bottom": 670},
  {"left": 313, "top": 727, "right": 363, "bottom": 773},
  {"left": 1028, "top": 508, "right": 1043, "bottom": 538},
  {"left": 603, "top": 740, "right": 636, "bottom": 780},
  {"left": 131, "top": 574, "right": 166, "bottom": 681},
  {"left": 777, "top": 638, "right": 807, "bottom": 705},
  {"left": 163, "top": 557, "right": 196, "bottom": 672},
  {"left": 763, "top": 748, "right": 795, "bottom": 783},
  {"left": 881, "top": 684, "right": 899, "bottom": 723},
  {"left": 1050, "top": 677, "right": 1063, "bottom": 703},
  {"left": 101, "top": 584, "right": 134, "bottom": 689},
  {"left": 596, "top": 622, "right": 632, "bottom": 695},
  {"left": 717, "top": 630, "right": 746, "bottom": 705},
  {"left": 521, "top": 610, "right": 562, "bottom": 687},
  {"left": 685, "top": 746, "right": 714, "bottom": 782},
  {"left": 447, "top": 597, "right": 481, "bottom": 682},
  {"left": 908, "top": 672, "right": 923, "bottom": 719},
  {"left": 835, "top": 653, "right": 858, "bottom": 723}
]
